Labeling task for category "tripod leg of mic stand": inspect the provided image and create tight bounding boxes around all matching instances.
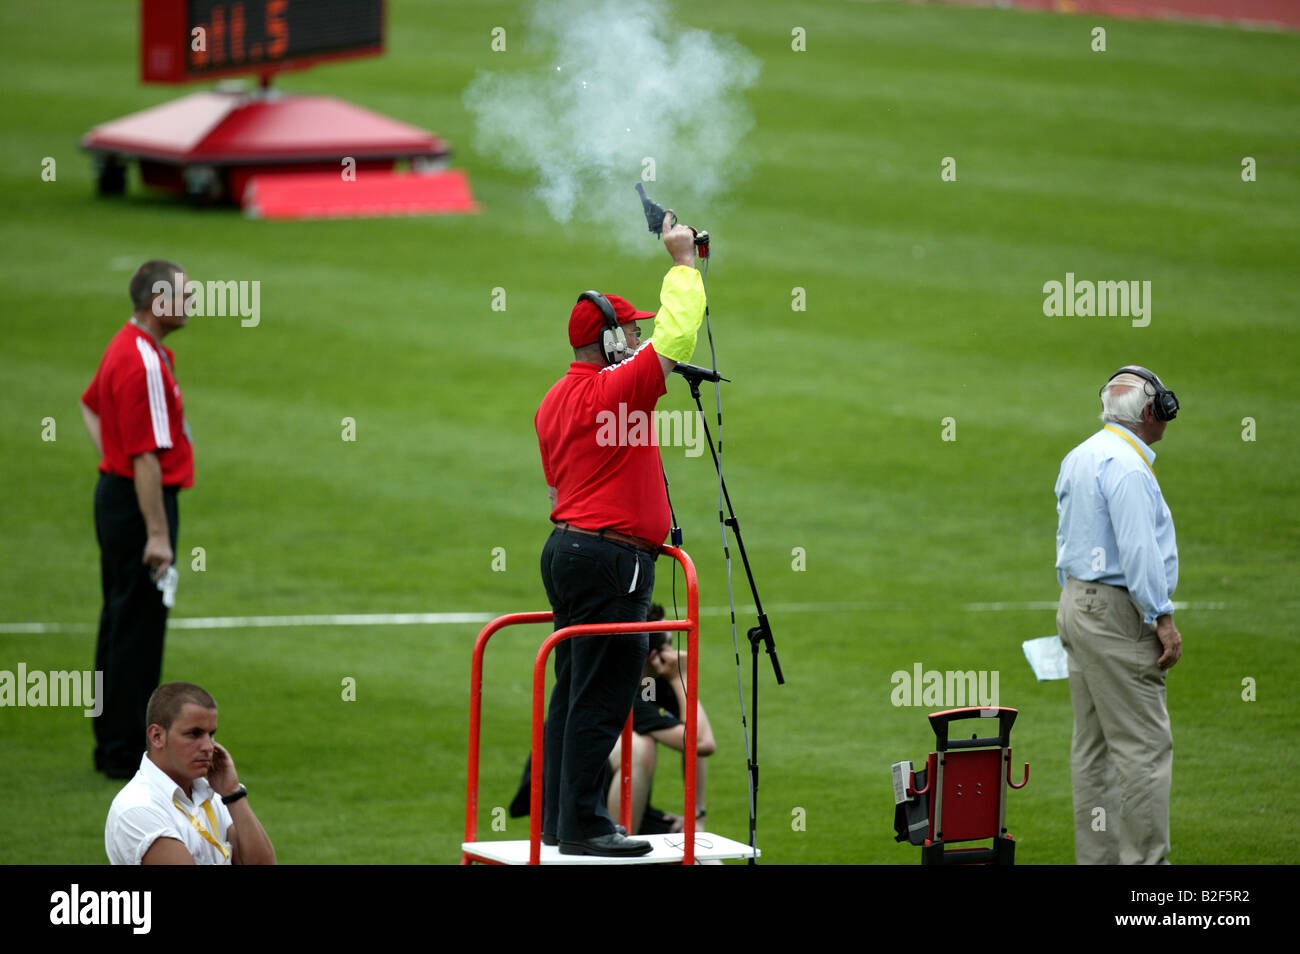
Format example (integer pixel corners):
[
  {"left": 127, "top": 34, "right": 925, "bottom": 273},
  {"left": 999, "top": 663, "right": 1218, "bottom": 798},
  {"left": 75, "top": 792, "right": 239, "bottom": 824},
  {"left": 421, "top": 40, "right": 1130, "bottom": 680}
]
[
  {"left": 688, "top": 375, "right": 784, "bottom": 866},
  {"left": 749, "top": 626, "right": 759, "bottom": 863}
]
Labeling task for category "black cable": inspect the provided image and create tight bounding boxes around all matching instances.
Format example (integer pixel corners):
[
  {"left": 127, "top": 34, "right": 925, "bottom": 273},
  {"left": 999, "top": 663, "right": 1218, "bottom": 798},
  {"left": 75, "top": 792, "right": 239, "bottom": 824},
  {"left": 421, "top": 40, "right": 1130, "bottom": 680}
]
[{"left": 697, "top": 254, "right": 759, "bottom": 861}]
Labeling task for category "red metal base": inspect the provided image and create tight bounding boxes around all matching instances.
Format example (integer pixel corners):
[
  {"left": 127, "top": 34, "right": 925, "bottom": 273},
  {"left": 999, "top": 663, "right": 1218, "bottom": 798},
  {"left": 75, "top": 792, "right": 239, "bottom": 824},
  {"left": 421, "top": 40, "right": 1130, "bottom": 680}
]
[
  {"left": 463, "top": 546, "right": 701, "bottom": 865},
  {"left": 81, "top": 88, "right": 451, "bottom": 206}
]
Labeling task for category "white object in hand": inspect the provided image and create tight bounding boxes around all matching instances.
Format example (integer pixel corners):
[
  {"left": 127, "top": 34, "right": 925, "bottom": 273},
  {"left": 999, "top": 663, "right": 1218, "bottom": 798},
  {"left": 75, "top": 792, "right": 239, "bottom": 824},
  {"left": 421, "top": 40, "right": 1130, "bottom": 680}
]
[{"left": 157, "top": 566, "right": 179, "bottom": 609}]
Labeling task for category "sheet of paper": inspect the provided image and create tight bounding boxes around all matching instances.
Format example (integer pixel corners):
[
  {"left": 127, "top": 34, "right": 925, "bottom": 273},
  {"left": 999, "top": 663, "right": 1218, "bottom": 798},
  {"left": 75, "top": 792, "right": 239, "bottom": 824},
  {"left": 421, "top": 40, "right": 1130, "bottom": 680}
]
[
  {"left": 1022, "top": 635, "right": 1069, "bottom": 681},
  {"left": 891, "top": 760, "right": 914, "bottom": 805}
]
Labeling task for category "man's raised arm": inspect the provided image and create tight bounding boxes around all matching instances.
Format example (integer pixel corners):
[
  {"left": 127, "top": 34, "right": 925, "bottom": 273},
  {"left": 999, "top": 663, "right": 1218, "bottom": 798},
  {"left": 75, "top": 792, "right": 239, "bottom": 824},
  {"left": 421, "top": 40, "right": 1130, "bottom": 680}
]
[
  {"left": 211, "top": 742, "right": 276, "bottom": 865},
  {"left": 652, "top": 219, "right": 706, "bottom": 378}
]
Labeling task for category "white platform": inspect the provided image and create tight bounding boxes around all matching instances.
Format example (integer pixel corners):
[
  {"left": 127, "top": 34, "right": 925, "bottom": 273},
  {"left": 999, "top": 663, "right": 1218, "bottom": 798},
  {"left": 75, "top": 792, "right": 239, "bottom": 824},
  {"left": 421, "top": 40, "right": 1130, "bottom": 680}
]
[{"left": 462, "top": 831, "right": 759, "bottom": 865}]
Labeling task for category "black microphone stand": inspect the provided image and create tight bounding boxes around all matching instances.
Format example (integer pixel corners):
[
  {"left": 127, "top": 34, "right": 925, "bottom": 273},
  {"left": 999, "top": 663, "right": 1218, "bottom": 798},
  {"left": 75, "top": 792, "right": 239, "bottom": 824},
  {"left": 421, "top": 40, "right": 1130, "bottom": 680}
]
[
  {"left": 638, "top": 183, "right": 785, "bottom": 862},
  {"left": 675, "top": 363, "right": 785, "bottom": 865}
]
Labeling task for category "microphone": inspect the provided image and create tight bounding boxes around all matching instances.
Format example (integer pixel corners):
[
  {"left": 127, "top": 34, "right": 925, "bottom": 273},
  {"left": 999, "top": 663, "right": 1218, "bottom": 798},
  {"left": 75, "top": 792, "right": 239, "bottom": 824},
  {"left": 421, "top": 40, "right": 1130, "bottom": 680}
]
[{"left": 672, "top": 362, "right": 729, "bottom": 384}]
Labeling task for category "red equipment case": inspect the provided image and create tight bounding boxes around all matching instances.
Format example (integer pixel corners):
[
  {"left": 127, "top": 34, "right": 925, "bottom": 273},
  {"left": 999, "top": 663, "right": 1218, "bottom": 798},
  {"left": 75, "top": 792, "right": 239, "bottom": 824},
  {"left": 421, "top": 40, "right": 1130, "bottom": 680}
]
[{"left": 900, "top": 707, "right": 1029, "bottom": 865}]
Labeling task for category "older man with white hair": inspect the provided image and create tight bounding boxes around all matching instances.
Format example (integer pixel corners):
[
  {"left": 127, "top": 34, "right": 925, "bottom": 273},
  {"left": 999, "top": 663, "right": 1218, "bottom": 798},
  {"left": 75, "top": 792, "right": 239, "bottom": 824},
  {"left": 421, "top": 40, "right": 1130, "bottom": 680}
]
[{"left": 1054, "top": 366, "right": 1182, "bottom": 865}]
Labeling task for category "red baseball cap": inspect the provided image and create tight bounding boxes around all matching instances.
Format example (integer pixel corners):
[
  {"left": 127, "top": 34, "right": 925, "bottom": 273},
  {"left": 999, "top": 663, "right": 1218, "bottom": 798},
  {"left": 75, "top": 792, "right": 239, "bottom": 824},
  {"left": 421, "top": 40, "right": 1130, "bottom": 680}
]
[{"left": 568, "top": 294, "right": 656, "bottom": 348}]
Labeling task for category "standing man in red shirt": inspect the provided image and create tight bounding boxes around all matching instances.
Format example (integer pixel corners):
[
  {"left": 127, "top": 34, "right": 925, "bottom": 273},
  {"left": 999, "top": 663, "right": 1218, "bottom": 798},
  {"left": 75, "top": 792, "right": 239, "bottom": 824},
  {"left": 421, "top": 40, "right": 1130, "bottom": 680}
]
[
  {"left": 534, "top": 219, "right": 706, "bottom": 856},
  {"left": 80, "top": 260, "right": 195, "bottom": 779}
]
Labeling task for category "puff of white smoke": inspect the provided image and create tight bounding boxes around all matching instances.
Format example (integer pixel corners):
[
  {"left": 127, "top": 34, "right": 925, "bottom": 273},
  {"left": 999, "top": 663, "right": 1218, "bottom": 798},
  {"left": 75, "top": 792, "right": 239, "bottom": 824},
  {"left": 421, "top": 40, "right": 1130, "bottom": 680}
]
[{"left": 464, "top": 0, "right": 759, "bottom": 252}]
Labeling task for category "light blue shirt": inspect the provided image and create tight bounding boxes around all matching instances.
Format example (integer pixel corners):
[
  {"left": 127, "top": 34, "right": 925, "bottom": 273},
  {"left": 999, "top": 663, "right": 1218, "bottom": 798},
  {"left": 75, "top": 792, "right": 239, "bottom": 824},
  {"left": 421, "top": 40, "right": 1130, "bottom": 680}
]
[{"left": 1055, "top": 423, "right": 1178, "bottom": 623}]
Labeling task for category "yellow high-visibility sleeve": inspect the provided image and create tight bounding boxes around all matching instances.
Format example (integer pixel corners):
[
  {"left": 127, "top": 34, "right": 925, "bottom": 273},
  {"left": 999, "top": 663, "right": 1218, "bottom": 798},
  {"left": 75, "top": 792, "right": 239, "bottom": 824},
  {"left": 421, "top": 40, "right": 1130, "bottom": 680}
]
[{"left": 649, "top": 266, "right": 706, "bottom": 364}]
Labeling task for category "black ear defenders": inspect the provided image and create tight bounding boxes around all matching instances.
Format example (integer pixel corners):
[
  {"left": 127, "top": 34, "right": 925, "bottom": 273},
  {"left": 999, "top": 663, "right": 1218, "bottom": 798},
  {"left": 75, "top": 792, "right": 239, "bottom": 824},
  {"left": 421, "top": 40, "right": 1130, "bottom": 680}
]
[
  {"left": 1101, "top": 366, "right": 1179, "bottom": 421},
  {"left": 578, "top": 290, "right": 629, "bottom": 366}
]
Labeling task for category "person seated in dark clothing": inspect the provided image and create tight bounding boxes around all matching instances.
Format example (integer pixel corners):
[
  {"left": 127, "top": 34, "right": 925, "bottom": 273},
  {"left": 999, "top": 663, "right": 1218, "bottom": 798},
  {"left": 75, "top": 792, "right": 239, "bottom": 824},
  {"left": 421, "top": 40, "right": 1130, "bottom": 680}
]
[
  {"left": 508, "top": 606, "right": 716, "bottom": 837},
  {"left": 607, "top": 604, "right": 716, "bottom": 835}
]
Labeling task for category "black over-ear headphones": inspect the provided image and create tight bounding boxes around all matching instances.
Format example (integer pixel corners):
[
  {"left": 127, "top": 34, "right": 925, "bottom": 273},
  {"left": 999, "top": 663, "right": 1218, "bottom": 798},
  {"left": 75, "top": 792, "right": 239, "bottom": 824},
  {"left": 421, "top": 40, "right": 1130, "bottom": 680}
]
[
  {"left": 577, "top": 290, "right": 629, "bottom": 366},
  {"left": 1101, "top": 366, "right": 1179, "bottom": 421}
]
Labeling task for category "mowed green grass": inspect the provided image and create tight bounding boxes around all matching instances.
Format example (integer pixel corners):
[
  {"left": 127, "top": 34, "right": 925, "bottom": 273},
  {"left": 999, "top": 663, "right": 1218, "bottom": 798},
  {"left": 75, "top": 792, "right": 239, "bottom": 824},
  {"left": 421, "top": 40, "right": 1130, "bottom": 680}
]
[{"left": 1, "top": 1, "right": 1297, "bottom": 864}]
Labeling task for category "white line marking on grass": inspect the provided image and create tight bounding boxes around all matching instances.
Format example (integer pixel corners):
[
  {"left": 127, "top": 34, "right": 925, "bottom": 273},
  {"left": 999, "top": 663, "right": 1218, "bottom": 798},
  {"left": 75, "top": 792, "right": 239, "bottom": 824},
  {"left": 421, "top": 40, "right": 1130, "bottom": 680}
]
[
  {"left": 703, "top": 600, "right": 1226, "bottom": 616},
  {"left": 173, "top": 612, "right": 496, "bottom": 630},
  {"left": 0, "top": 600, "right": 1228, "bottom": 634},
  {"left": 961, "top": 600, "right": 1226, "bottom": 612}
]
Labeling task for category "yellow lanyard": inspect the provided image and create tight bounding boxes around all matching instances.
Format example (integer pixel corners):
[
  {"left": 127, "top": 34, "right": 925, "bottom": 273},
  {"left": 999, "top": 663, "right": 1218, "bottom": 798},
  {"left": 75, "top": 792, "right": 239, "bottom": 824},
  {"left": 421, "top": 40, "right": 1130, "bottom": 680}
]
[
  {"left": 1104, "top": 425, "right": 1156, "bottom": 480},
  {"left": 173, "top": 796, "right": 230, "bottom": 860}
]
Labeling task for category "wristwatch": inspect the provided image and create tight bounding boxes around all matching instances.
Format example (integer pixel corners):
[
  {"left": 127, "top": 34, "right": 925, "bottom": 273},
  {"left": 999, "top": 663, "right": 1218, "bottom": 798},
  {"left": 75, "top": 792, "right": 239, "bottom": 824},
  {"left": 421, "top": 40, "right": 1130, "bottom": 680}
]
[{"left": 222, "top": 783, "right": 248, "bottom": 805}]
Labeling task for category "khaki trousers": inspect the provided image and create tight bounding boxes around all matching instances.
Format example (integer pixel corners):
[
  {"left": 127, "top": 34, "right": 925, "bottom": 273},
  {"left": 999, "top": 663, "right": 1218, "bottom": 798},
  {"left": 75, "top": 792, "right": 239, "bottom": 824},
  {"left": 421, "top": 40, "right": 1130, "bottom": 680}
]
[{"left": 1057, "top": 577, "right": 1172, "bottom": 864}]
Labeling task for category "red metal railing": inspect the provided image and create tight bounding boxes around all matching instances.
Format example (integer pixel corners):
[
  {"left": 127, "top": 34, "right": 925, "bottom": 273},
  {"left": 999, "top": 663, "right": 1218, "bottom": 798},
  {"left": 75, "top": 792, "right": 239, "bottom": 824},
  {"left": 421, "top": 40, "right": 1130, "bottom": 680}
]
[{"left": 462, "top": 545, "right": 699, "bottom": 865}]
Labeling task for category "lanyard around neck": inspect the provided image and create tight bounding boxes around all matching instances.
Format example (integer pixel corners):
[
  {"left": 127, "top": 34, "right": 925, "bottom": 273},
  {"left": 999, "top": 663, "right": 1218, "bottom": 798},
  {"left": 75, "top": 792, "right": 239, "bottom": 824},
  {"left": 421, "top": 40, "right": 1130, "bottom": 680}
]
[
  {"left": 173, "top": 796, "right": 230, "bottom": 860},
  {"left": 1104, "top": 425, "right": 1155, "bottom": 479}
]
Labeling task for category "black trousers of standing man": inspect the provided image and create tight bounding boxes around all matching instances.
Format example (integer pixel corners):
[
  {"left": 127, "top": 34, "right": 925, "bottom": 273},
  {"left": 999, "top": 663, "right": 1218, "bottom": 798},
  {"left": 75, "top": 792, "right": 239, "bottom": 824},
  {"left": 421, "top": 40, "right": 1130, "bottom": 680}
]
[
  {"left": 540, "top": 527, "right": 656, "bottom": 842},
  {"left": 92, "top": 472, "right": 179, "bottom": 776}
]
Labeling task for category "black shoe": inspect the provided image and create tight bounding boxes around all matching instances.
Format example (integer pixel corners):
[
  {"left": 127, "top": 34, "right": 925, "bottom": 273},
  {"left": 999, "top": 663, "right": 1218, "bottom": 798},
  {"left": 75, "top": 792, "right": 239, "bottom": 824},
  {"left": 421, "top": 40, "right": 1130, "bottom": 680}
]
[
  {"left": 639, "top": 804, "right": 674, "bottom": 835},
  {"left": 545, "top": 825, "right": 622, "bottom": 845},
  {"left": 559, "top": 833, "right": 653, "bottom": 857}
]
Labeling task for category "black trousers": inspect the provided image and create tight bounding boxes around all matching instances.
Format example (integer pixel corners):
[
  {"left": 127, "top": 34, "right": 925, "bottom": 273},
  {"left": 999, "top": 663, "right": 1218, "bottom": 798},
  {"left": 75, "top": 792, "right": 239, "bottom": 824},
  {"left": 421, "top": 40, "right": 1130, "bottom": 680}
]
[
  {"left": 540, "top": 528, "right": 655, "bottom": 841},
  {"left": 92, "top": 473, "right": 179, "bottom": 773}
]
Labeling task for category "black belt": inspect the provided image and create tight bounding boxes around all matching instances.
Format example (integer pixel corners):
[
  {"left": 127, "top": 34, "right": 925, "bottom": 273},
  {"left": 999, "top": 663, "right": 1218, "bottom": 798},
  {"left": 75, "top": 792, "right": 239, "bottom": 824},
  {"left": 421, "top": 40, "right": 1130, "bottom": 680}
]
[{"left": 553, "top": 522, "right": 661, "bottom": 555}]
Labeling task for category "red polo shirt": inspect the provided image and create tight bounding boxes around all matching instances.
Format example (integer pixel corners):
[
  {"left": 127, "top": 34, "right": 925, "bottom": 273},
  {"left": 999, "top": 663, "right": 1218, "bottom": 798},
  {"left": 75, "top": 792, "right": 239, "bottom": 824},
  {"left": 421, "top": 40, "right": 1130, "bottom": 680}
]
[
  {"left": 82, "top": 321, "right": 194, "bottom": 489},
  {"left": 536, "top": 342, "right": 670, "bottom": 544}
]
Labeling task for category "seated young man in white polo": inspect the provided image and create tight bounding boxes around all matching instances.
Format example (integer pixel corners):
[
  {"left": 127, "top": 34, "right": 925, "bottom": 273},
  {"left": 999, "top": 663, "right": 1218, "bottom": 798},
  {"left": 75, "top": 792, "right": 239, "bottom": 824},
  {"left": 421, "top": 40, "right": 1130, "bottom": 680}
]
[{"left": 105, "top": 681, "right": 275, "bottom": 865}]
